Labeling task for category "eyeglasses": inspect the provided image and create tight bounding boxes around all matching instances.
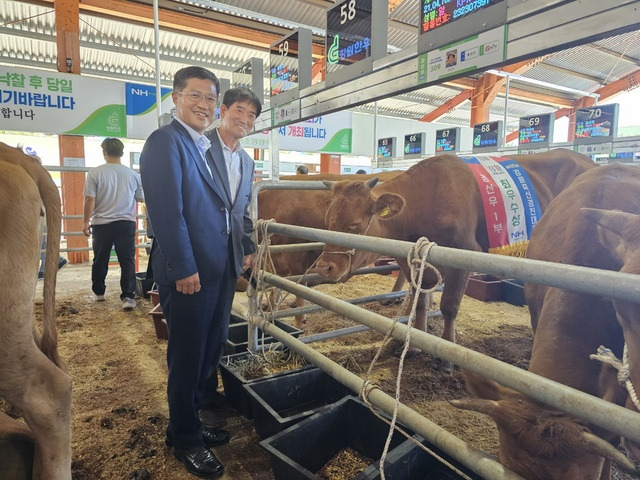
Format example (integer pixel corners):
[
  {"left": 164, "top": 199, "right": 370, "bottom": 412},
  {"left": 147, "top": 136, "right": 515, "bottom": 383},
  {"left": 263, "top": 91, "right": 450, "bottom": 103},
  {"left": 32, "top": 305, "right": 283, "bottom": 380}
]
[{"left": 177, "top": 91, "right": 218, "bottom": 105}]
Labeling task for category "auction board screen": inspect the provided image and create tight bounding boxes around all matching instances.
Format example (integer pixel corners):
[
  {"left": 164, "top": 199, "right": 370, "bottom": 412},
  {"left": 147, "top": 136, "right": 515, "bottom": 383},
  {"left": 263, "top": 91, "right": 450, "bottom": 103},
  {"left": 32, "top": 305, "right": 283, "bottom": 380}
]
[
  {"left": 435, "top": 127, "right": 460, "bottom": 152},
  {"left": 377, "top": 137, "right": 396, "bottom": 158},
  {"left": 574, "top": 104, "right": 619, "bottom": 144},
  {"left": 472, "top": 121, "right": 503, "bottom": 151},
  {"left": 404, "top": 133, "right": 425, "bottom": 156},
  {"left": 419, "top": 0, "right": 505, "bottom": 35},
  {"left": 518, "top": 113, "right": 554, "bottom": 148},
  {"left": 326, "top": 0, "right": 373, "bottom": 73},
  {"left": 270, "top": 31, "right": 300, "bottom": 97}
]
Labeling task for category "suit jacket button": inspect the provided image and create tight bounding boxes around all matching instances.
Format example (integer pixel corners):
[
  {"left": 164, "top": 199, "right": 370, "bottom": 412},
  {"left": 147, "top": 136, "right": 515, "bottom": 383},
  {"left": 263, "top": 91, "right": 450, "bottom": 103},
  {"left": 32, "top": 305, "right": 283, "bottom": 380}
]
[{"left": 220, "top": 207, "right": 225, "bottom": 211}]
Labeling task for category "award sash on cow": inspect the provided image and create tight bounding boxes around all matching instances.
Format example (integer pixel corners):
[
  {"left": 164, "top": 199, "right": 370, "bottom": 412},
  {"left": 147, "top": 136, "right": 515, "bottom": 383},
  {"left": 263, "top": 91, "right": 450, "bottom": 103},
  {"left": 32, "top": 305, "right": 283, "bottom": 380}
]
[{"left": 462, "top": 156, "right": 542, "bottom": 257}]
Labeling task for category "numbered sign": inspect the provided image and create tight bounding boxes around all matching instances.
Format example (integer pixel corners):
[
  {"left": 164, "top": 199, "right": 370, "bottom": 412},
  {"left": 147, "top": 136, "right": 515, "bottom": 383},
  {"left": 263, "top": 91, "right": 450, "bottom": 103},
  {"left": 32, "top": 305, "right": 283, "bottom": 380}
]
[
  {"left": 269, "top": 29, "right": 312, "bottom": 107},
  {"left": 404, "top": 132, "right": 426, "bottom": 157},
  {"left": 574, "top": 104, "right": 619, "bottom": 144},
  {"left": 472, "top": 120, "right": 503, "bottom": 152},
  {"left": 417, "top": 0, "right": 507, "bottom": 54},
  {"left": 518, "top": 113, "right": 554, "bottom": 148},
  {"left": 325, "top": 0, "right": 387, "bottom": 85},
  {"left": 377, "top": 137, "right": 396, "bottom": 158},
  {"left": 435, "top": 127, "right": 461, "bottom": 153}
]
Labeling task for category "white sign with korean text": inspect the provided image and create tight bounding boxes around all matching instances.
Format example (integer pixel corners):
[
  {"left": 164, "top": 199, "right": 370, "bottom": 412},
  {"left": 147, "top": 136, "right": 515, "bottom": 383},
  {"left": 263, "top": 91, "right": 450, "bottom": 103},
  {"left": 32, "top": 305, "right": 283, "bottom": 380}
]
[
  {"left": 418, "top": 25, "right": 507, "bottom": 84},
  {"left": 0, "top": 66, "right": 126, "bottom": 137},
  {"left": 242, "top": 110, "right": 353, "bottom": 154}
]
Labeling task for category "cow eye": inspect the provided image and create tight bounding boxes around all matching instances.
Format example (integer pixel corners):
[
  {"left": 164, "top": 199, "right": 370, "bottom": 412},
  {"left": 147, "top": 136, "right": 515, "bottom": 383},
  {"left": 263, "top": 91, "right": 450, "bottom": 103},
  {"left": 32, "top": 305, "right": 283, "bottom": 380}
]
[{"left": 348, "top": 223, "right": 361, "bottom": 232}]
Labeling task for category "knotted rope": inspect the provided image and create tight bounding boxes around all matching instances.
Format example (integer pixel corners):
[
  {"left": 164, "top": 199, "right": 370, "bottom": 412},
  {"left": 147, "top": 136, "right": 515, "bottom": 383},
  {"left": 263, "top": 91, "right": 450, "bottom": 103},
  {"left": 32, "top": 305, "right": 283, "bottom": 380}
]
[
  {"left": 359, "top": 237, "right": 467, "bottom": 480},
  {"left": 590, "top": 344, "right": 640, "bottom": 410}
]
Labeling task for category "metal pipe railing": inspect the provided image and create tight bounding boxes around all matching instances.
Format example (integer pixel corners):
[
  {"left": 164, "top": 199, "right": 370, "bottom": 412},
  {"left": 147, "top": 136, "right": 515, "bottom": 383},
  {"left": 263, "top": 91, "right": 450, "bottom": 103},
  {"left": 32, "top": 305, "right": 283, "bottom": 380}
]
[
  {"left": 234, "top": 300, "right": 523, "bottom": 480},
  {"left": 264, "top": 222, "right": 640, "bottom": 305},
  {"left": 261, "top": 273, "right": 640, "bottom": 447}
]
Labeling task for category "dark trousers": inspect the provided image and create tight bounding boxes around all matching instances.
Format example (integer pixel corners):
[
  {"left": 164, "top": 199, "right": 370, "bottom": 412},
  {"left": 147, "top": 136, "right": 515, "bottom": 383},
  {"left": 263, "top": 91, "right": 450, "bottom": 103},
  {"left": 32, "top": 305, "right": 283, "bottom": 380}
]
[
  {"left": 159, "top": 246, "right": 237, "bottom": 451},
  {"left": 91, "top": 220, "right": 136, "bottom": 300}
]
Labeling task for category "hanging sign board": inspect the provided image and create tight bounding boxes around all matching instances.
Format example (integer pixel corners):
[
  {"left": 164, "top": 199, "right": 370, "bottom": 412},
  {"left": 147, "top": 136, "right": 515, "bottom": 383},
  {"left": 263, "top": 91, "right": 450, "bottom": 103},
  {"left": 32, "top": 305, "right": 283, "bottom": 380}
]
[
  {"left": 418, "top": 25, "right": 507, "bottom": 84},
  {"left": 518, "top": 113, "right": 554, "bottom": 148},
  {"left": 270, "top": 29, "right": 312, "bottom": 107},
  {"left": 404, "top": 132, "right": 426, "bottom": 157},
  {"left": 435, "top": 127, "right": 461, "bottom": 153},
  {"left": 417, "top": 0, "right": 507, "bottom": 54},
  {"left": 472, "top": 120, "right": 503, "bottom": 152},
  {"left": 325, "top": 0, "right": 387, "bottom": 86},
  {"left": 574, "top": 103, "right": 619, "bottom": 145},
  {"left": 126, "top": 82, "right": 173, "bottom": 140},
  {"left": 377, "top": 137, "right": 397, "bottom": 158}
]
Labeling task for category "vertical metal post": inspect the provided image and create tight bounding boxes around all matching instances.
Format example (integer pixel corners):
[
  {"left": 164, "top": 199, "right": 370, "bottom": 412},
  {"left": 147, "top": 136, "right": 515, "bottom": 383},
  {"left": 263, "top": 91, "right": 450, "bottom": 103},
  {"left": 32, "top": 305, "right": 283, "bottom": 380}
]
[
  {"left": 373, "top": 101, "right": 378, "bottom": 161},
  {"left": 503, "top": 75, "right": 510, "bottom": 146},
  {"left": 153, "top": 0, "right": 162, "bottom": 117}
]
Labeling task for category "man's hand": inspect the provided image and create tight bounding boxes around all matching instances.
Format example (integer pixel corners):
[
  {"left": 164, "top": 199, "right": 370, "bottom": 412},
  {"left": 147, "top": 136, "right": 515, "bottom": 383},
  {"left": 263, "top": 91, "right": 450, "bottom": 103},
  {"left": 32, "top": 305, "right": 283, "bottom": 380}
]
[
  {"left": 175, "top": 272, "right": 201, "bottom": 295},
  {"left": 82, "top": 221, "right": 92, "bottom": 237},
  {"left": 242, "top": 254, "right": 254, "bottom": 273}
]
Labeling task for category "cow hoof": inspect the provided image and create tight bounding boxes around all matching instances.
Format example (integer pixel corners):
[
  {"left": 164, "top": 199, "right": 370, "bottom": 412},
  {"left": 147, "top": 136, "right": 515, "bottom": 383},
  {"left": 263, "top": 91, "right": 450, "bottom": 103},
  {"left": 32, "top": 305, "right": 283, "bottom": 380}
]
[{"left": 435, "top": 358, "right": 455, "bottom": 373}]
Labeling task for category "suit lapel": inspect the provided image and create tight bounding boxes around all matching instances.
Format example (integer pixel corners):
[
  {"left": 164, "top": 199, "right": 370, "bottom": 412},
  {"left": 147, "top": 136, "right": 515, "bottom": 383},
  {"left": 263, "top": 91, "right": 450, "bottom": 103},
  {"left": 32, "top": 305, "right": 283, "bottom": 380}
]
[
  {"left": 207, "top": 130, "right": 233, "bottom": 207},
  {"left": 172, "top": 121, "right": 221, "bottom": 196}
]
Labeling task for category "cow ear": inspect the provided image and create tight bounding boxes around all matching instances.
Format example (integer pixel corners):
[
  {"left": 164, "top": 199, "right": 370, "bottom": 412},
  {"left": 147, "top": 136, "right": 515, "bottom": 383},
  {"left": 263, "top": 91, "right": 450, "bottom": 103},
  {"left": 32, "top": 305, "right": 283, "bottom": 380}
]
[
  {"left": 580, "top": 208, "right": 630, "bottom": 262},
  {"left": 374, "top": 193, "right": 404, "bottom": 219},
  {"left": 364, "top": 177, "right": 379, "bottom": 189}
]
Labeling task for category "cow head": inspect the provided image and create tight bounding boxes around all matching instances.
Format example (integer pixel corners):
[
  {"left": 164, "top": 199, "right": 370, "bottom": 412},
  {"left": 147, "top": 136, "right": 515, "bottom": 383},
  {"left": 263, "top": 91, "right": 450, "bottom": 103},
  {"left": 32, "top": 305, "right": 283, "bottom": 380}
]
[
  {"left": 315, "top": 177, "right": 405, "bottom": 281},
  {"left": 452, "top": 370, "right": 637, "bottom": 479},
  {"left": 581, "top": 207, "right": 640, "bottom": 461}
]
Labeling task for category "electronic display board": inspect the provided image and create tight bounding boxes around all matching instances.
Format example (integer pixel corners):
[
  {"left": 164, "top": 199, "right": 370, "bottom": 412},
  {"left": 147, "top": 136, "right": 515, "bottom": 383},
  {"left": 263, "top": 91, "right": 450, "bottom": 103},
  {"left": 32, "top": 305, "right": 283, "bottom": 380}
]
[
  {"left": 325, "top": 0, "right": 387, "bottom": 84},
  {"left": 417, "top": 0, "right": 507, "bottom": 55},
  {"left": 472, "top": 120, "right": 503, "bottom": 151},
  {"left": 270, "top": 29, "right": 312, "bottom": 108},
  {"left": 377, "top": 137, "right": 396, "bottom": 158},
  {"left": 518, "top": 113, "right": 554, "bottom": 148},
  {"left": 404, "top": 132, "right": 426, "bottom": 157},
  {"left": 574, "top": 104, "right": 619, "bottom": 144},
  {"left": 435, "top": 127, "right": 461, "bottom": 153},
  {"left": 270, "top": 31, "right": 300, "bottom": 97},
  {"left": 420, "top": 0, "right": 504, "bottom": 35}
]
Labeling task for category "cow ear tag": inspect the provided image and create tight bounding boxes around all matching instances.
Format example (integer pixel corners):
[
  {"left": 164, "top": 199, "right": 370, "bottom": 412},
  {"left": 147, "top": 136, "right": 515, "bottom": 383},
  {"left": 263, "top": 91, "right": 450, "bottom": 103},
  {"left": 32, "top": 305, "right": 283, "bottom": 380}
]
[{"left": 379, "top": 206, "right": 390, "bottom": 217}]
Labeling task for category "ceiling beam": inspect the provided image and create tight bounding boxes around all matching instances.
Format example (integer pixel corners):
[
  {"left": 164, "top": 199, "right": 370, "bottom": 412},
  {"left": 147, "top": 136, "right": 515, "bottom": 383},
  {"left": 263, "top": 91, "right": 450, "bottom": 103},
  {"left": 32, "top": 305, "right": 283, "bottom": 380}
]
[
  {"left": 37, "top": 0, "right": 326, "bottom": 58},
  {"left": 588, "top": 43, "right": 640, "bottom": 67},
  {"left": 419, "top": 90, "right": 472, "bottom": 122},
  {"left": 537, "top": 63, "right": 605, "bottom": 84}
]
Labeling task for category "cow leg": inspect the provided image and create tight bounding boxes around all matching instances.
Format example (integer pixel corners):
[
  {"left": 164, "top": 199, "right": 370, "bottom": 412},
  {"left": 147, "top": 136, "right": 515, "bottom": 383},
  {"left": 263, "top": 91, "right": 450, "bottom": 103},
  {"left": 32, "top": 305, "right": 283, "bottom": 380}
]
[
  {"left": 0, "top": 345, "right": 72, "bottom": 480},
  {"left": 380, "top": 268, "right": 407, "bottom": 306},
  {"left": 439, "top": 267, "right": 472, "bottom": 345}
]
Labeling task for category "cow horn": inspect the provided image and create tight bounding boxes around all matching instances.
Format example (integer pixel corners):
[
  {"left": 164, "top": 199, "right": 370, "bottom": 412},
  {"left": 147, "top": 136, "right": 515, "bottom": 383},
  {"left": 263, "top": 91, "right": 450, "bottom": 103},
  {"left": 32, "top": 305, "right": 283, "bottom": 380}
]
[
  {"left": 364, "top": 177, "right": 379, "bottom": 189},
  {"left": 322, "top": 180, "right": 337, "bottom": 189},
  {"left": 580, "top": 208, "right": 634, "bottom": 237},
  {"left": 582, "top": 432, "right": 638, "bottom": 473}
]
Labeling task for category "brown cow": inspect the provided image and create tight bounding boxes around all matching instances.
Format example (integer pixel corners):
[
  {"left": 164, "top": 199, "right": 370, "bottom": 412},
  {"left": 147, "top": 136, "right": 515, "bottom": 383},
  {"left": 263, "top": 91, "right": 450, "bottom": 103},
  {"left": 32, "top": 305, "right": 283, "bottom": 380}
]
[
  {"left": 453, "top": 163, "right": 640, "bottom": 479},
  {"left": 316, "top": 149, "right": 595, "bottom": 367},
  {"left": 0, "top": 143, "right": 72, "bottom": 479},
  {"left": 256, "top": 171, "right": 406, "bottom": 328}
]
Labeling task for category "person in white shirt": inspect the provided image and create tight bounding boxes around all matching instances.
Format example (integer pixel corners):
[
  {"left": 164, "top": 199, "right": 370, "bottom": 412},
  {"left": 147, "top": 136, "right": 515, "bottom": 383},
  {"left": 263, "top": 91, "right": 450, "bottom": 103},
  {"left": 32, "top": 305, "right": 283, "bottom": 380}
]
[{"left": 83, "top": 138, "right": 144, "bottom": 310}]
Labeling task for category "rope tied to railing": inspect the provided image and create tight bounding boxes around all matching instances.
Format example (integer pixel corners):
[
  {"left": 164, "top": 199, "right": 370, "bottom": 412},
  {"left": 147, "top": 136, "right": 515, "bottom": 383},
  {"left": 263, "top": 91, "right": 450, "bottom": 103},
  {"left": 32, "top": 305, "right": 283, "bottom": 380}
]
[
  {"left": 590, "top": 344, "right": 640, "bottom": 410},
  {"left": 252, "top": 219, "right": 321, "bottom": 328},
  {"left": 360, "top": 237, "right": 446, "bottom": 480}
]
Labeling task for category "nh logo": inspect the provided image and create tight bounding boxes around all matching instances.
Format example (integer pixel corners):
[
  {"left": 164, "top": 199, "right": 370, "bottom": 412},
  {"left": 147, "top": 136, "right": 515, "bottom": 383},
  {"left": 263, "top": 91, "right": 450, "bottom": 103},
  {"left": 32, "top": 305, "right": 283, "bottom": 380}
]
[{"left": 131, "top": 88, "right": 150, "bottom": 96}]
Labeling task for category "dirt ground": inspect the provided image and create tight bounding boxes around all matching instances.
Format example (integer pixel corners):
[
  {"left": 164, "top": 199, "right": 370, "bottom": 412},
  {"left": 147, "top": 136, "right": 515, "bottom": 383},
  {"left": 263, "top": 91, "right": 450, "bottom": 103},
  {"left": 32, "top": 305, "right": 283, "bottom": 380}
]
[{"left": 5, "top": 255, "right": 635, "bottom": 479}]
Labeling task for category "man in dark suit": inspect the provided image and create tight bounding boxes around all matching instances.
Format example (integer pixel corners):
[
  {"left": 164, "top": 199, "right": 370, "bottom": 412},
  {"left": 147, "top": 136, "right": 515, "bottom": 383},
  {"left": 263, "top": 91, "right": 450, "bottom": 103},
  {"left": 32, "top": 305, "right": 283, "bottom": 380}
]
[{"left": 140, "top": 66, "right": 260, "bottom": 478}]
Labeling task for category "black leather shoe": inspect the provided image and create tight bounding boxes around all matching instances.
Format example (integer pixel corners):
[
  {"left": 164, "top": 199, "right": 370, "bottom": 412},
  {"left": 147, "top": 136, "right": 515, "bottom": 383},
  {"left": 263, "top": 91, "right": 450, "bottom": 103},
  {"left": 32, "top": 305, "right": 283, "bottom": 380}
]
[
  {"left": 166, "top": 426, "right": 230, "bottom": 449},
  {"left": 173, "top": 446, "right": 224, "bottom": 478},
  {"left": 198, "top": 407, "right": 225, "bottom": 428}
]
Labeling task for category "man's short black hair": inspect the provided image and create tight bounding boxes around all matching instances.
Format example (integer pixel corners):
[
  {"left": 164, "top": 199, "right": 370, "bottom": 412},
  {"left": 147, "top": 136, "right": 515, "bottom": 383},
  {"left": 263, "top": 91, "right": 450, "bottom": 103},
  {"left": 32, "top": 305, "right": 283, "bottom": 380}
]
[
  {"left": 296, "top": 165, "right": 309, "bottom": 175},
  {"left": 222, "top": 87, "right": 262, "bottom": 117},
  {"left": 173, "top": 66, "right": 220, "bottom": 97},
  {"left": 101, "top": 138, "right": 125, "bottom": 158}
]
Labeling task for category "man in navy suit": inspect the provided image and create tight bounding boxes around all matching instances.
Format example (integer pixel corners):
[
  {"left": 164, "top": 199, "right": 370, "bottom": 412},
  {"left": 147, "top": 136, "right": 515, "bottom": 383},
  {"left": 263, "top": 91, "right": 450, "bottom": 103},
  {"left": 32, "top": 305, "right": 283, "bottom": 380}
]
[{"left": 140, "top": 66, "right": 260, "bottom": 478}]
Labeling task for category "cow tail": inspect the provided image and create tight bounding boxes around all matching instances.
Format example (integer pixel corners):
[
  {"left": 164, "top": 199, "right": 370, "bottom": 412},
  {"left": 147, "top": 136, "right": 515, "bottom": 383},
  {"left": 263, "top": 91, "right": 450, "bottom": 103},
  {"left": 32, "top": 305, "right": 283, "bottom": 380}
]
[{"left": 38, "top": 167, "right": 63, "bottom": 369}]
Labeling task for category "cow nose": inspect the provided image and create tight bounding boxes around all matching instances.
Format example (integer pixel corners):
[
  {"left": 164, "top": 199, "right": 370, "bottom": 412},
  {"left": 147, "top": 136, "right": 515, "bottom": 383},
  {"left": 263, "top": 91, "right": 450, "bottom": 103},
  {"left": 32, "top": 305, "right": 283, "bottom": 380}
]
[{"left": 316, "top": 259, "right": 334, "bottom": 277}]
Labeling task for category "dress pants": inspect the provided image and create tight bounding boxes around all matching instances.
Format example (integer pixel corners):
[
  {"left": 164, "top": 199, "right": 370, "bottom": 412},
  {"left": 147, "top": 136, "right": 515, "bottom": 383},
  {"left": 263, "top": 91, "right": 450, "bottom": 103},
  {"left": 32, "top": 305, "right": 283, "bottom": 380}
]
[{"left": 159, "top": 243, "right": 237, "bottom": 451}]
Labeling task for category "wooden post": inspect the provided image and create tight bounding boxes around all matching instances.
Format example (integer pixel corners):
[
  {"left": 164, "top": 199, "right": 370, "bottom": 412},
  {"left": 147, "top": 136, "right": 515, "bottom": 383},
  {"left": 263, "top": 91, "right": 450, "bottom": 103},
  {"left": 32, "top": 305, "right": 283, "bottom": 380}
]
[
  {"left": 55, "top": 0, "right": 89, "bottom": 263},
  {"left": 320, "top": 153, "right": 341, "bottom": 174}
]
